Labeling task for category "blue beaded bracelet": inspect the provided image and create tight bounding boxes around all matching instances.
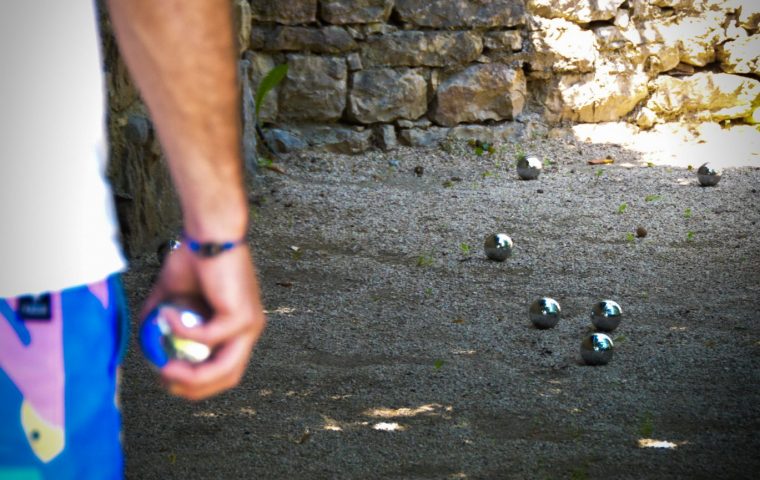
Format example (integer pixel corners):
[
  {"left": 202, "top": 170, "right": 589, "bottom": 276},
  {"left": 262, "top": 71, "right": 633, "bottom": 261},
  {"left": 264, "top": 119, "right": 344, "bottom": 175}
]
[{"left": 181, "top": 231, "right": 247, "bottom": 258}]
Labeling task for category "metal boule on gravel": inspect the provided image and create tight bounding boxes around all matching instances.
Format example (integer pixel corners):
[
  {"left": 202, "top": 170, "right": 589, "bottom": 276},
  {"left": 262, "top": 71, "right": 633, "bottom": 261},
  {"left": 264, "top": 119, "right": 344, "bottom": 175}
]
[
  {"left": 529, "top": 297, "right": 561, "bottom": 329},
  {"left": 697, "top": 162, "right": 721, "bottom": 186},
  {"left": 517, "top": 156, "right": 542, "bottom": 180},
  {"left": 484, "top": 233, "right": 513, "bottom": 261},
  {"left": 591, "top": 300, "right": 622, "bottom": 332},
  {"left": 580, "top": 333, "right": 614, "bottom": 366}
]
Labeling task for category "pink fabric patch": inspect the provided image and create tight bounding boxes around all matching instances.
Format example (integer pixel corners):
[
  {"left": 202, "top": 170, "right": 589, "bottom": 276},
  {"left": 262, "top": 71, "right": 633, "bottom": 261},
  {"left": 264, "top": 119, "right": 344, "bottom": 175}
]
[
  {"left": 0, "top": 294, "right": 65, "bottom": 428},
  {"left": 87, "top": 280, "right": 110, "bottom": 310}
]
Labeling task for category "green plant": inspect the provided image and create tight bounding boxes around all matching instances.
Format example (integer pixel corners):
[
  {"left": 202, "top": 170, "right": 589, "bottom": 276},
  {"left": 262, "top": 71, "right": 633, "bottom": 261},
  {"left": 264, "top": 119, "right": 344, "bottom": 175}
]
[
  {"left": 459, "top": 243, "right": 471, "bottom": 255},
  {"left": 433, "top": 359, "right": 444, "bottom": 369},
  {"left": 646, "top": 162, "right": 655, "bottom": 168},
  {"left": 626, "top": 232, "right": 635, "bottom": 243},
  {"left": 515, "top": 146, "right": 526, "bottom": 162},
  {"left": 687, "top": 231, "right": 695, "bottom": 242},
  {"left": 618, "top": 202, "right": 628, "bottom": 214},
  {"left": 255, "top": 64, "right": 288, "bottom": 122},
  {"left": 257, "top": 157, "right": 273, "bottom": 168},
  {"left": 481, "top": 170, "right": 494, "bottom": 178},
  {"left": 645, "top": 194, "right": 661, "bottom": 202},
  {"left": 417, "top": 253, "right": 434, "bottom": 267},
  {"left": 684, "top": 208, "right": 692, "bottom": 218}
]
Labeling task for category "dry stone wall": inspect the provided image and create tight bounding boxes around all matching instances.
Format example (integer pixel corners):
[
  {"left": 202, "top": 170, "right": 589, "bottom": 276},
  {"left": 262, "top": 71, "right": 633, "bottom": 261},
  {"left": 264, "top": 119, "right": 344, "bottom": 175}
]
[
  {"left": 238, "top": 0, "right": 760, "bottom": 152},
  {"left": 104, "top": 0, "right": 760, "bottom": 255}
]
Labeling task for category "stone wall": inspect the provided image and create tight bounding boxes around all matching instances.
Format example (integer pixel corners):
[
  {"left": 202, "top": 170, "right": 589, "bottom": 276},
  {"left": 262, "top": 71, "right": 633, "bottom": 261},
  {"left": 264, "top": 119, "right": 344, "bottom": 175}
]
[
  {"left": 105, "top": 0, "right": 760, "bottom": 255},
  {"left": 239, "top": 0, "right": 760, "bottom": 152}
]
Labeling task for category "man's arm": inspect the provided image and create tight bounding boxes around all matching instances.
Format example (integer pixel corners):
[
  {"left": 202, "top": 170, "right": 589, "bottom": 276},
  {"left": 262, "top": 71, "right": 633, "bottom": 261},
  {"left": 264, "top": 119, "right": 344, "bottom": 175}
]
[{"left": 107, "top": 0, "right": 266, "bottom": 400}]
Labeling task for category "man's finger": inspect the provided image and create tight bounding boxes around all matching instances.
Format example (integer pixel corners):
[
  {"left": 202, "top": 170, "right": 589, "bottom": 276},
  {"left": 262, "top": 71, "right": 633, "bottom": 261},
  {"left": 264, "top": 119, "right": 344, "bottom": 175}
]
[{"left": 160, "top": 335, "right": 251, "bottom": 389}]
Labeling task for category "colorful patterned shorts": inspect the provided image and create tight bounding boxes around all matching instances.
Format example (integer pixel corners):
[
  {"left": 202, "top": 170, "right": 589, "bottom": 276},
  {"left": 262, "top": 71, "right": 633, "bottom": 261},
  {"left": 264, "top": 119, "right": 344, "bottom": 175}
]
[{"left": 0, "top": 274, "right": 129, "bottom": 480}]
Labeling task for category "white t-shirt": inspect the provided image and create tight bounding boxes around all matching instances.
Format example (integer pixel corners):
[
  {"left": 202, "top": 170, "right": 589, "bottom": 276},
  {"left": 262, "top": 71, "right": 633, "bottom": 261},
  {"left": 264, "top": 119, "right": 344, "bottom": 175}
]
[{"left": 0, "top": 1, "right": 127, "bottom": 297}]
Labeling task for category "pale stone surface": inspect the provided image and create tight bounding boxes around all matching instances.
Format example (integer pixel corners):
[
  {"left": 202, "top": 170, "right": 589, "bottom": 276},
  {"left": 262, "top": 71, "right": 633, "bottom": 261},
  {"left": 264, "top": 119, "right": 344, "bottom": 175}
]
[
  {"left": 233, "top": 0, "right": 252, "bottom": 54},
  {"left": 397, "top": 118, "right": 432, "bottom": 129},
  {"left": 362, "top": 31, "right": 483, "bottom": 67},
  {"left": 448, "top": 123, "right": 523, "bottom": 143},
  {"left": 529, "top": 17, "right": 597, "bottom": 74},
  {"left": 239, "top": 58, "right": 258, "bottom": 173},
  {"left": 374, "top": 124, "right": 398, "bottom": 151},
  {"left": 243, "top": 51, "right": 279, "bottom": 124},
  {"left": 256, "top": 26, "right": 357, "bottom": 54},
  {"left": 719, "top": 35, "right": 760, "bottom": 76},
  {"left": 637, "top": 43, "right": 681, "bottom": 75},
  {"left": 432, "top": 64, "right": 526, "bottom": 127},
  {"left": 250, "top": 0, "right": 317, "bottom": 25},
  {"left": 278, "top": 55, "right": 347, "bottom": 122},
  {"left": 395, "top": 0, "right": 526, "bottom": 28},
  {"left": 545, "top": 62, "right": 649, "bottom": 123},
  {"left": 399, "top": 127, "right": 450, "bottom": 147},
  {"left": 347, "top": 53, "right": 363, "bottom": 71},
  {"left": 348, "top": 68, "right": 428, "bottom": 123},
  {"left": 527, "top": 0, "right": 626, "bottom": 24},
  {"left": 262, "top": 128, "right": 309, "bottom": 153},
  {"left": 484, "top": 31, "right": 523, "bottom": 51},
  {"left": 320, "top": 0, "right": 394, "bottom": 24},
  {"left": 645, "top": 73, "right": 760, "bottom": 122},
  {"left": 263, "top": 125, "right": 372, "bottom": 153},
  {"left": 294, "top": 125, "right": 373, "bottom": 154}
]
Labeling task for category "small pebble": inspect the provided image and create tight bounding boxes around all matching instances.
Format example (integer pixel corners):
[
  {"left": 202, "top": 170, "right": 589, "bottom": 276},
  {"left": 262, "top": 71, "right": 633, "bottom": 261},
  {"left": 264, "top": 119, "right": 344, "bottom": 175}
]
[
  {"left": 636, "top": 226, "right": 648, "bottom": 238},
  {"left": 537, "top": 189, "right": 544, "bottom": 194},
  {"left": 414, "top": 166, "right": 424, "bottom": 177}
]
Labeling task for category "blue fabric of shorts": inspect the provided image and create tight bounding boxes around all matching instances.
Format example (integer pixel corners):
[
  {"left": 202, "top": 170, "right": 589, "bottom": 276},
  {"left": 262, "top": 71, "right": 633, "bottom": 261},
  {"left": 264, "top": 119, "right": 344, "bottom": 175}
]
[{"left": 0, "top": 274, "right": 129, "bottom": 480}]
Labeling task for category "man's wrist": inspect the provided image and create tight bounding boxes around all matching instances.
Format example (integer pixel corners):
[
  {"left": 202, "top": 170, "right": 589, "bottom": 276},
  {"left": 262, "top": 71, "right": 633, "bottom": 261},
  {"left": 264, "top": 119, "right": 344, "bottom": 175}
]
[{"left": 181, "top": 230, "right": 247, "bottom": 258}]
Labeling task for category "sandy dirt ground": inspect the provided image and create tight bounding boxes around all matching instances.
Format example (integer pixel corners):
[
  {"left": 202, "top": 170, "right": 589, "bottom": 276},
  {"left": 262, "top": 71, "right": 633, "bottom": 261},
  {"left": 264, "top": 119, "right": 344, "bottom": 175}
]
[{"left": 122, "top": 126, "right": 760, "bottom": 479}]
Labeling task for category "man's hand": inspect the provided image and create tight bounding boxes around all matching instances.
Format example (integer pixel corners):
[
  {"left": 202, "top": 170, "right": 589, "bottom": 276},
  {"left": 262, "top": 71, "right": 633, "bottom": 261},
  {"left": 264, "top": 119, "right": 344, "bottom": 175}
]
[
  {"left": 107, "top": 0, "right": 266, "bottom": 400},
  {"left": 142, "top": 244, "right": 266, "bottom": 401}
]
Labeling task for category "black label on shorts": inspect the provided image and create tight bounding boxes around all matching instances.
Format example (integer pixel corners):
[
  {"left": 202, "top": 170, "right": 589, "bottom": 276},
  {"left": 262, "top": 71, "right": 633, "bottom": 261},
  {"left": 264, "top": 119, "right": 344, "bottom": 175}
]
[{"left": 18, "top": 294, "right": 52, "bottom": 320}]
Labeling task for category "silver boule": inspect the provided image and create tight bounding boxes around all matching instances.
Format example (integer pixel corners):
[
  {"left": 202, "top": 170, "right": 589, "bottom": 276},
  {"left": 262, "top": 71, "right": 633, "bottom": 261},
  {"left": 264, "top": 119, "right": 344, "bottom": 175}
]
[
  {"left": 484, "top": 233, "right": 514, "bottom": 261},
  {"left": 580, "top": 333, "right": 614, "bottom": 366},
  {"left": 529, "top": 297, "right": 561, "bottom": 329},
  {"left": 697, "top": 162, "right": 721, "bottom": 186},
  {"left": 590, "top": 300, "right": 622, "bottom": 332},
  {"left": 517, "top": 156, "right": 543, "bottom": 180}
]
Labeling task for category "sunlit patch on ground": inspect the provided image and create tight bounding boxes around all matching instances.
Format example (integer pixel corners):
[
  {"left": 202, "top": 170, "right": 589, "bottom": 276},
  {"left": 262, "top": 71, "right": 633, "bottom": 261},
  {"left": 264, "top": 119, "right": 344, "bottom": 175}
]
[
  {"left": 364, "top": 403, "right": 452, "bottom": 418},
  {"left": 372, "top": 422, "right": 406, "bottom": 432},
  {"left": 573, "top": 122, "right": 760, "bottom": 168},
  {"left": 638, "top": 438, "right": 685, "bottom": 449}
]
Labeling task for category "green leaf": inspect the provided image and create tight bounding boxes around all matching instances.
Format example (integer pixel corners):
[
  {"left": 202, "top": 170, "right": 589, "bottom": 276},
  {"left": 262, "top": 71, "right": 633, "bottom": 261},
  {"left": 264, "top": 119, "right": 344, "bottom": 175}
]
[
  {"left": 686, "top": 231, "right": 695, "bottom": 242},
  {"left": 626, "top": 232, "right": 635, "bottom": 242},
  {"left": 684, "top": 208, "right": 692, "bottom": 218},
  {"left": 255, "top": 64, "right": 289, "bottom": 121},
  {"left": 460, "top": 243, "right": 471, "bottom": 255},
  {"left": 434, "top": 359, "right": 444, "bottom": 369},
  {"left": 618, "top": 202, "right": 628, "bottom": 214},
  {"left": 645, "top": 194, "right": 661, "bottom": 202}
]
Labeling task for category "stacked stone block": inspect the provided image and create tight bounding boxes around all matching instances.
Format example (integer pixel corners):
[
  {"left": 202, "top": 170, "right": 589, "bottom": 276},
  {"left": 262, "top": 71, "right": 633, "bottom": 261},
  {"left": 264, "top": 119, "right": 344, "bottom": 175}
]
[{"left": 236, "top": 0, "right": 760, "bottom": 152}]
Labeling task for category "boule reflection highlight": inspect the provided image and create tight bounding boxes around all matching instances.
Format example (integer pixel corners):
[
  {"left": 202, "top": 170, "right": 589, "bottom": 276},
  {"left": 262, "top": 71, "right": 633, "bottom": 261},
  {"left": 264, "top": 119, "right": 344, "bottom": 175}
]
[
  {"left": 529, "top": 297, "right": 561, "bottom": 329},
  {"left": 517, "top": 156, "right": 543, "bottom": 180},
  {"left": 591, "top": 300, "right": 622, "bottom": 332},
  {"left": 139, "top": 296, "right": 212, "bottom": 368},
  {"left": 581, "top": 333, "right": 614, "bottom": 365},
  {"left": 697, "top": 162, "right": 721, "bottom": 186},
  {"left": 484, "top": 233, "right": 514, "bottom": 261}
]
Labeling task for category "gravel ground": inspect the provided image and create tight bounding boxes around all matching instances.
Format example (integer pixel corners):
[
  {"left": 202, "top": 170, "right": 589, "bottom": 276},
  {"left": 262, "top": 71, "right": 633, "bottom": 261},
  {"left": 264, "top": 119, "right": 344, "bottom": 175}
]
[{"left": 122, "top": 131, "right": 760, "bottom": 479}]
